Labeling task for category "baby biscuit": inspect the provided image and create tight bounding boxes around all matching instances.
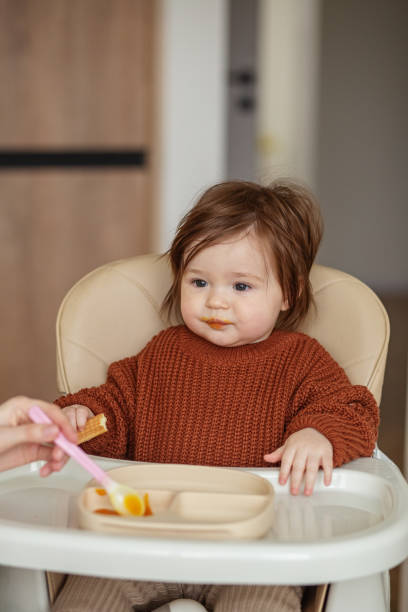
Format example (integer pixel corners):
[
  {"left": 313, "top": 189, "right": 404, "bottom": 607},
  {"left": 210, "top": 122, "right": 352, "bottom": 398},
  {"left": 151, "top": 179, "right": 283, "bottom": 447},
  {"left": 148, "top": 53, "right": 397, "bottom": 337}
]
[{"left": 77, "top": 413, "right": 107, "bottom": 445}]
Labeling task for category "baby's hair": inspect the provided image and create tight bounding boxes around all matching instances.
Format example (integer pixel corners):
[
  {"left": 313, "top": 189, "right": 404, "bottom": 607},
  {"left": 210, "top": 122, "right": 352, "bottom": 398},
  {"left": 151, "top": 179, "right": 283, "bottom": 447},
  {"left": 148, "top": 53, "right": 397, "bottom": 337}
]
[{"left": 162, "top": 180, "right": 323, "bottom": 330}]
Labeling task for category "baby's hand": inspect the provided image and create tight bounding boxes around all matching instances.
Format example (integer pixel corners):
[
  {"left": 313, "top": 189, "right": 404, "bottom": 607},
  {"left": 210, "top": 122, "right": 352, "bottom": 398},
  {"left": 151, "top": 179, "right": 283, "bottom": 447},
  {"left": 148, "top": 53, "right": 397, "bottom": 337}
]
[
  {"left": 61, "top": 404, "right": 94, "bottom": 433},
  {"left": 264, "top": 428, "right": 333, "bottom": 496}
]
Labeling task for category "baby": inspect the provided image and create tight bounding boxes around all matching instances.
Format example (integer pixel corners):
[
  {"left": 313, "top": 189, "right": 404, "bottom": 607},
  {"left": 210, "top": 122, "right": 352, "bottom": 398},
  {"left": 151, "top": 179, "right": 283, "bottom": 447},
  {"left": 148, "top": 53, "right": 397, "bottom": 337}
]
[{"left": 53, "top": 180, "right": 379, "bottom": 612}]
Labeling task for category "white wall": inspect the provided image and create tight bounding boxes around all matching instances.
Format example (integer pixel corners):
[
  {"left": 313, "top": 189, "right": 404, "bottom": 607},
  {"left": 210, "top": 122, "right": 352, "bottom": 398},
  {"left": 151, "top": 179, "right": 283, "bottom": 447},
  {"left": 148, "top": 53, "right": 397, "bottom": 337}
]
[
  {"left": 316, "top": 1, "right": 408, "bottom": 293},
  {"left": 154, "top": 0, "right": 229, "bottom": 252},
  {"left": 256, "top": 0, "right": 407, "bottom": 293},
  {"left": 256, "top": 0, "right": 322, "bottom": 190},
  {"left": 154, "top": 1, "right": 407, "bottom": 292}
]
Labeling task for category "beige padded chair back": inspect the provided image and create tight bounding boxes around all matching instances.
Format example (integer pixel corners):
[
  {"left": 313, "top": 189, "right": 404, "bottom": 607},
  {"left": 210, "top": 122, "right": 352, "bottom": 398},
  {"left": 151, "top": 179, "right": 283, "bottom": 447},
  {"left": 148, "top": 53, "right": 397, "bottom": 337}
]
[{"left": 56, "top": 254, "right": 389, "bottom": 405}]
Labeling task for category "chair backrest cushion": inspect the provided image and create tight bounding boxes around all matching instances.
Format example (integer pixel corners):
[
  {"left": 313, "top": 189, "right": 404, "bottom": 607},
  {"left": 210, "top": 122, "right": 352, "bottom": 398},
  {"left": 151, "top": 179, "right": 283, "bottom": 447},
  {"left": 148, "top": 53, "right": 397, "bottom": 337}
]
[{"left": 56, "top": 255, "right": 389, "bottom": 404}]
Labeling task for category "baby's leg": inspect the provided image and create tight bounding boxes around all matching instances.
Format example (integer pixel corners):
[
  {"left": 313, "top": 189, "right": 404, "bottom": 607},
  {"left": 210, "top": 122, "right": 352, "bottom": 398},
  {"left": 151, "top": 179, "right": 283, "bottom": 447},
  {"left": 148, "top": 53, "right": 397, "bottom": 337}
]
[
  {"left": 52, "top": 574, "right": 184, "bottom": 612},
  {"left": 213, "top": 584, "right": 303, "bottom": 612},
  {"left": 52, "top": 575, "right": 131, "bottom": 612}
]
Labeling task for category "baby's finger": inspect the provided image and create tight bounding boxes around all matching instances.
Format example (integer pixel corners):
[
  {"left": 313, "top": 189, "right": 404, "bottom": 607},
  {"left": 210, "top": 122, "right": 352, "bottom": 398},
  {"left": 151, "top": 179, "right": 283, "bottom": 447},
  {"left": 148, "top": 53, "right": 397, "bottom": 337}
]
[
  {"left": 289, "top": 453, "right": 307, "bottom": 495},
  {"left": 304, "top": 458, "right": 319, "bottom": 496},
  {"left": 75, "top": 408, "right": 89, "bottom": 431},
  {"left": 322, "top": 454, "right": 333, "bottom": 486},
  {"left": 264, "top": 446, "right": 284, "bottom": 463},
  {"left": 278, "top": 447, "right": 296, "bottom": 486},
  {"left": 63, "top": 410, "right": 78, "bottom": 432}
]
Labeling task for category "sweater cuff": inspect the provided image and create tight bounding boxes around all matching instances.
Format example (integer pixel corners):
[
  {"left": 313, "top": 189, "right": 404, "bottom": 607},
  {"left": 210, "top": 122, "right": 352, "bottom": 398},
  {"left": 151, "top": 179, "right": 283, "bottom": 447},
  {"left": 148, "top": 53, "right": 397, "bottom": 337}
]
[
  {"left": 284, "top": 414, "right": 373, "bottom": 467},
  {"left": 54, "top": 393, "right": 98, "bottom": 415}
]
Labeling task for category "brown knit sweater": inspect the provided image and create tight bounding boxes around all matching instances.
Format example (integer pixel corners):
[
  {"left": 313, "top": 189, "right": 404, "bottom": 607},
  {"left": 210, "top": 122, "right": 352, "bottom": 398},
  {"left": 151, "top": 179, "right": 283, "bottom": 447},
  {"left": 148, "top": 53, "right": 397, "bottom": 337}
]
[{"left": 55, "top": 325, "right": 379, "bottom": 468}]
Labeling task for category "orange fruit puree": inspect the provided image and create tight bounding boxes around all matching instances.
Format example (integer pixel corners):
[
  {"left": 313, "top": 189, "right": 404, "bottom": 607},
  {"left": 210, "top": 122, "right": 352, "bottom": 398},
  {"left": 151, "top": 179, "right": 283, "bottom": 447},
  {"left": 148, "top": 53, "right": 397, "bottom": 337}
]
[
  {"left": 143, "top": 493, "right": 153, "bottom": 516},
  {"left": 93, "top": 491, "right": 153, "bottom": 517}
]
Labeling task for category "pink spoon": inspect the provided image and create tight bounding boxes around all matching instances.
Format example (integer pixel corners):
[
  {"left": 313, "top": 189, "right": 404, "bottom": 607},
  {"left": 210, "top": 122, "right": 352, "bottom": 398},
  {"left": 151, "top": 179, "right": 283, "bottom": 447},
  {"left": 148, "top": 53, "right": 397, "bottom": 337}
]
[{"left": 29, "top": 405, "right": 145, "bottom": 516}]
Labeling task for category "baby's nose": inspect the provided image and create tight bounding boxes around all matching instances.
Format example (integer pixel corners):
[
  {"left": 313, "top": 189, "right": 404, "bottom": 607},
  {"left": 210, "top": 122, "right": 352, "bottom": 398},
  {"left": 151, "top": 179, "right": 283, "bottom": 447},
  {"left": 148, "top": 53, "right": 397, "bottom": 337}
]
[{"left": 206, "top": 289, "right": 229, "bottom": 309}]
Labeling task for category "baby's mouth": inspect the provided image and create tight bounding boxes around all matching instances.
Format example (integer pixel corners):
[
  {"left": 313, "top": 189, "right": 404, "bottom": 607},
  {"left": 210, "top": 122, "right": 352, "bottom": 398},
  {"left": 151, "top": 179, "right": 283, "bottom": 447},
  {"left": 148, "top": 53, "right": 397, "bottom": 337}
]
[{"left": 200, "top": 317, "right": 232, "bottom": 330}]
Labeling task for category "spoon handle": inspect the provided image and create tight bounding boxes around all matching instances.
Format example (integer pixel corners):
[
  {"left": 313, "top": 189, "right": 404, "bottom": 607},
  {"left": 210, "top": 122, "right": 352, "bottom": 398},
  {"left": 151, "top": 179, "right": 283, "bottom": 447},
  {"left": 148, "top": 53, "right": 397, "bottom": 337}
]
[{"left": 29, "top": 405, "right": 112, "bottom": 489}]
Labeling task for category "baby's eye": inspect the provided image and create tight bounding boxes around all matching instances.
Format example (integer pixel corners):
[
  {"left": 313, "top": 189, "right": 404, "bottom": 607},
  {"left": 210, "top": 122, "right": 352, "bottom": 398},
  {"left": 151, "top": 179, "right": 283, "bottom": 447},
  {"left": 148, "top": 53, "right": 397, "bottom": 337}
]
[
  {"left": 192, "top": 279, "right": 207, "bottom": 288},
  {"left": 234, "top": 282, "right": 251, "bottom": 292}
]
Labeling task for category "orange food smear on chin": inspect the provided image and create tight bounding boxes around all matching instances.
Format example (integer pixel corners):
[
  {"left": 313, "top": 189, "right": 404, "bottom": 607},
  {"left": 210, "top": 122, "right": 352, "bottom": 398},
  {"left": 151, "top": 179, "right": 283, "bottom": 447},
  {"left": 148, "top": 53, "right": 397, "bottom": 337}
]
[
  {"left": 201, "top": 318, "right": 231, "bottom": 330},
  {"left": 95, "top": 488, "right": 107, "bottom": 496}
]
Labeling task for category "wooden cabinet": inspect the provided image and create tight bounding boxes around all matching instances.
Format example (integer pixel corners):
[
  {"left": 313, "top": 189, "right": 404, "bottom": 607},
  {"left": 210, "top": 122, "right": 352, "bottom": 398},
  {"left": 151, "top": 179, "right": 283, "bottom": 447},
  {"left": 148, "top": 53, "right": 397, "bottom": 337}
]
[{"left": 0, "top": 0, "right": 155, "bottom": 401}]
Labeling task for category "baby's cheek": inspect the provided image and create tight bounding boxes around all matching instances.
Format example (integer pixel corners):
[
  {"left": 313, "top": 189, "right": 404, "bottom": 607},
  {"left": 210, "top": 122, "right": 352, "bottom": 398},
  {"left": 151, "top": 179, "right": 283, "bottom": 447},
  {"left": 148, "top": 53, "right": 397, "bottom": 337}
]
[
  {"left": 181, "top": 293, "right": 200, "bottom": 322},
  {"left": 180, "top": 303, "right": 192, "bottom": 326},
  {"left": 180, "top": 291, "right": 192, "bottom": 315}
]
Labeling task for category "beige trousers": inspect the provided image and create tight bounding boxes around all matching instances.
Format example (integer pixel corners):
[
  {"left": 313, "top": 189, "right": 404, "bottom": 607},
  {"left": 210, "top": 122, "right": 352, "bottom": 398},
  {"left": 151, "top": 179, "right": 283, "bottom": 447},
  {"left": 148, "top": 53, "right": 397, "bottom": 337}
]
[{"left": 52, "top": 575, "right": 302, "bottom": 612}]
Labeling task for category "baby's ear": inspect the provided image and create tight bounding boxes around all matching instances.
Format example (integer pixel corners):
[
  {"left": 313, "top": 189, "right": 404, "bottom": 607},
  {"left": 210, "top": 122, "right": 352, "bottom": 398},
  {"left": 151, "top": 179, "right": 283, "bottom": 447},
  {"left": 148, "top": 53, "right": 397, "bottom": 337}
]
[
  {"left": 281, "top": 297, "right": 289, "bottom": 312},
  {"left": 281, "top": 278, "right": 303, "bottom": 311}
]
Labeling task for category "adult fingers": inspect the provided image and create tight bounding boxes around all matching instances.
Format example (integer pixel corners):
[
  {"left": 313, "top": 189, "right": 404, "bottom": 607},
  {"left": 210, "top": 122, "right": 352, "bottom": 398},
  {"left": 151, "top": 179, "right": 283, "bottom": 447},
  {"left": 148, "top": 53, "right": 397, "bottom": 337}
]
[
  {"left": 34, "top": 400, "right": 77, "bottom": 443},
  {"left": 0, "top": 423, "right": 58, "bottom": 455},
  {"left": 51, "top": 445, "right": 65, "bottom": 462},
  {"left": 40, "top": 458, "right": 65, "bottom": 477},
  {"left": 38, "top": 446, "right": 70, "bottom": 477}
]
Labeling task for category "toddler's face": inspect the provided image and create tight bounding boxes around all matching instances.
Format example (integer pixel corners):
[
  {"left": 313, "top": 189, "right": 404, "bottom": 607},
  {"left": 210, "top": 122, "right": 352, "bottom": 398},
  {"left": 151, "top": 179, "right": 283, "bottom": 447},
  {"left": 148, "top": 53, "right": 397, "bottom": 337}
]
[{"left": 180, "top": 231, "right": 288, "bottom": 347}]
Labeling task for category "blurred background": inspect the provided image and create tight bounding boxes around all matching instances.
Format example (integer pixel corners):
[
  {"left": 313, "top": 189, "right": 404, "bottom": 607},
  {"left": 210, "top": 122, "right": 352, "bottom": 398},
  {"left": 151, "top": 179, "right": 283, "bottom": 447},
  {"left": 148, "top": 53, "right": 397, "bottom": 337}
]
[{"left": 0, "top": 0, "right": 407, "bottom": 608}]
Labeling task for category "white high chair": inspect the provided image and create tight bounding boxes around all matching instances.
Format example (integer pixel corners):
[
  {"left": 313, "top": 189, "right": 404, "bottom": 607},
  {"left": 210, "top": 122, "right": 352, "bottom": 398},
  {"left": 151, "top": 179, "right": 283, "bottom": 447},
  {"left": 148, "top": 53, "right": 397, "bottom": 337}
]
[
  {"left": 0, "top": 254, "right": 407, "bottom": 612},
  {"left": 48, "top": 253, "right": 406, "bottom": 612}
]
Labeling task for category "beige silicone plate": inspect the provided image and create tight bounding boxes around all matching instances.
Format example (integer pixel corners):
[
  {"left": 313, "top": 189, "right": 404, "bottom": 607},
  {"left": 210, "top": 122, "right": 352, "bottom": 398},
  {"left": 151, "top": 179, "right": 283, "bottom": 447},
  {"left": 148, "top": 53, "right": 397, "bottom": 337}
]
[{"left": 78, "top": 463, "right": 274, "bottom": 539}]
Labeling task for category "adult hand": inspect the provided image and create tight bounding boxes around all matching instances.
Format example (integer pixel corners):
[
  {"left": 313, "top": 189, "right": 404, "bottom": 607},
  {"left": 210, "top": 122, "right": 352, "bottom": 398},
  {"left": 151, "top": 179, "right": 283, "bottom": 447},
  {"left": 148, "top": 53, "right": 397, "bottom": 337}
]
[{"left": 0, "top": 396, "right": 77, "bottom": 476}]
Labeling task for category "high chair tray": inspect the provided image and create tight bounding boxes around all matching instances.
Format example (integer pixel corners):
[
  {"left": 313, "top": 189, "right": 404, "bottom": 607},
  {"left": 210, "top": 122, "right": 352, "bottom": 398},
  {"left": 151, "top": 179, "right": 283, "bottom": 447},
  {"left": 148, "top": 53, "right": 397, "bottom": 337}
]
[
  {"left": 0, "top": 456, "right": 407, "bottom": 585},
  {"left": 78, "top": 464, "right": 275, "bottom": 539}
]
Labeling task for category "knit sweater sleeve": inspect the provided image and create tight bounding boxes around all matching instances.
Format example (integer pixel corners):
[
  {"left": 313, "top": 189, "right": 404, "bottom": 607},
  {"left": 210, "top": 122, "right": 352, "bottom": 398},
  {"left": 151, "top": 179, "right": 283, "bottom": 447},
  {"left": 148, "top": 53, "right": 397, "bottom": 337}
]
[
  {"left": 284, "top": 339, "right": 379, "bottom": 467},
  {"left": 54, "top": 355, "right": 139, "bottom": 459}
]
